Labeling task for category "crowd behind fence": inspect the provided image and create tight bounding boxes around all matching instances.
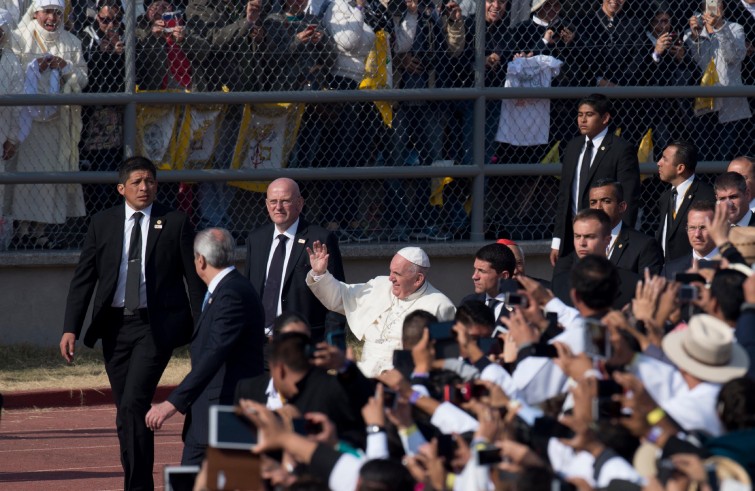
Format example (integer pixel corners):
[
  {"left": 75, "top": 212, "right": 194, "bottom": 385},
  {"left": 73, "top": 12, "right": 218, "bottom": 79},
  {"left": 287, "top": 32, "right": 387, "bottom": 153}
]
[{"left": 0, "top": 0, "right": 752, "bottom": 249}]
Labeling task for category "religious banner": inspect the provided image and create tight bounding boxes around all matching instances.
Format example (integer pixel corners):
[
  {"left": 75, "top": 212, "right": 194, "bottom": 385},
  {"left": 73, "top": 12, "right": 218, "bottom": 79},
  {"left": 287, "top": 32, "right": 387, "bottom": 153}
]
[
  {"left": 174, "top": 104, "right": 225, "bottom": 170},
  {"left": 135, "top": 89, "right": 183, "bottom": 170},
  {"left": 230, "top": 103, "right": 305, "bottom": 192}
]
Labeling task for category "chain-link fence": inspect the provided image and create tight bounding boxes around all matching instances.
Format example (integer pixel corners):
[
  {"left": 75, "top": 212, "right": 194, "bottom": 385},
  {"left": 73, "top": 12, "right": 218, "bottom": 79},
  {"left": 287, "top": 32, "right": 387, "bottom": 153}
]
[{"left": 0, "top": 0, "right": 751, "bottom": 250}]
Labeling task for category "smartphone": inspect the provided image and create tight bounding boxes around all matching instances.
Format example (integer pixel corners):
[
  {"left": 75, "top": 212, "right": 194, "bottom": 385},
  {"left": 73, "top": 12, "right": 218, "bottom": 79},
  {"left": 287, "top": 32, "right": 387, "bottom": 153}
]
[
  {"left": 292, "top": 417, "right": 323, "bottom": 436},
  {"left": 306, "top": 23, "right": 318, "bottom": 31},
  {"left": 504, "top": 292, "right": 528, "bottom": 309},
  {"left": 698, "top": 259, "right": 721, "bottom": 270},
  {"left": 597, "top": 379, "right": 623, "bottom": 398},
  {"left": 383, "top": 387, "right": 398, "bottom": 408},
  {"left": 477, "top": 337, "right": 503, "bottom": 354},
  {"left": 674, "top": 272, "right": 706, "bottom": 284},
  {"left": 532, "top": 343, "right": 559, "bottom": 358},
  {"left": 326, "top": 330, "right": 346, "bottom": 351},
  {"left": 585, "top": 319, "right": 611, "bottom": 359},
  {"left": 164, "top": 465, "right": 200, "bottom": 491},
  {"left": 477, "top": 447, "right": 503, "bottom": 465},
  {"left": 208, "top": 405, "right": 257, "bottom": 450},
  {"left": 436, "top": 434, "right": 458, "bottom": 462},
  {"left": 705, "top": 0, "right": 719, "bottom": 16},
  {"left": 162, "top": 11, "right": 183, "bottom": 22},
  {"left": 429, "top": 321, "right": 455, "bottom": 341},
  {"left": 678, "top": 284, "right": 699, "bottom": 303},
  {"left": 532, "top": 416, "right": 574, "bottom": 439}
]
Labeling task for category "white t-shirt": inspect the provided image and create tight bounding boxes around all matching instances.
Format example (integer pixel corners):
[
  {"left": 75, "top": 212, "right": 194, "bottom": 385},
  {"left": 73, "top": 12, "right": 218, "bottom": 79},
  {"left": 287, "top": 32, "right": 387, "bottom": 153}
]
[{"left": 496, "top": 55, "right": 563, "bottom": 146}]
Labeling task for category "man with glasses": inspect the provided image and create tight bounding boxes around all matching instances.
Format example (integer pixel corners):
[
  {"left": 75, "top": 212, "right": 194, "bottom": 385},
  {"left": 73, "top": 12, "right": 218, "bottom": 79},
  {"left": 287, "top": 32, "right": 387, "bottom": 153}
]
[
  {"left": 245, "top": 178, "right": 345, "bottom": 341},
  {"left": 662, "top": 200, "right": 719, "bottom": 279}
]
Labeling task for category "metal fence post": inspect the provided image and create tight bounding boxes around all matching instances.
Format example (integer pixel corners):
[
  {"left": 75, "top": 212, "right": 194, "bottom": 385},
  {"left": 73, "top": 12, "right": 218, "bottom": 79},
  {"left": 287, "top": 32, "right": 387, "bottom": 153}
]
[
  {"left": 470, "top": 0, "right": 487, "bottom": 241},
  {"left": 122, "top": 0, "right": 137, "bottom": 159}
]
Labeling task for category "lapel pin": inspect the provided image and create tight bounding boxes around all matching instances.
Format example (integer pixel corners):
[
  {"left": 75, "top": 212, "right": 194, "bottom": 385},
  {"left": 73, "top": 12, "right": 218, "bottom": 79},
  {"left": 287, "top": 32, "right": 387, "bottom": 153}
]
[
  {"left": 154, "top": 219, "right": 163, "bottom": 229},
  {"left": 618, "top": 244, "right": 623, "bottom": 249},
  {"left": 600, "top": 146, "right": 605, "bottom": 151},
  {"left": 208, "top": 298, "right": 213, "bottom": 305},
  {"left": 298, "top": 238, "right": 306, "bottom": 244}
]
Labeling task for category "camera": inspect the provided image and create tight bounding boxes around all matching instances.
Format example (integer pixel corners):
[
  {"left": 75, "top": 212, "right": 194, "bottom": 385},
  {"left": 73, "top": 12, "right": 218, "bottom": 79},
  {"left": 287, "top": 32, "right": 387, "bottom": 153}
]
[
  {"left": 678, "top": 284, "right": 698, "bottom": 303},
  {"left": 504, "top": 292, "right": 528, "bottom": 309}
]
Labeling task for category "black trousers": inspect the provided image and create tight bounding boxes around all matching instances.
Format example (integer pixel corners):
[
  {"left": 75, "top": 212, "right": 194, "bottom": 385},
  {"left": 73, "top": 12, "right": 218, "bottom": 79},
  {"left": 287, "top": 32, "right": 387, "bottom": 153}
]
[{"left": 102, "top": 310, "right": 172, "bottom": 491}]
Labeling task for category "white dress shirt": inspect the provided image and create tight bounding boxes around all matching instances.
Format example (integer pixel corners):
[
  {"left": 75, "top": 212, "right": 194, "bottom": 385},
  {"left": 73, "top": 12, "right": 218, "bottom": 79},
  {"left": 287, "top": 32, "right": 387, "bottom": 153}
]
[
  {"left": 661, "top": 174, "right": 695, "bottom": 253},
  {"left": 112, "top": 203, "right": 152, "bottom": 309}
]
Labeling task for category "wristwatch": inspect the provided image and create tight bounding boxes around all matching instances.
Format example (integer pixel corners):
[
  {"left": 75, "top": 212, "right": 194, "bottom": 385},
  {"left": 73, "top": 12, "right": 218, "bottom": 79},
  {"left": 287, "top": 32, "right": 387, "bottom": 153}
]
[{"left": 366, "top": 425, "right": 385, "bottom": 434}]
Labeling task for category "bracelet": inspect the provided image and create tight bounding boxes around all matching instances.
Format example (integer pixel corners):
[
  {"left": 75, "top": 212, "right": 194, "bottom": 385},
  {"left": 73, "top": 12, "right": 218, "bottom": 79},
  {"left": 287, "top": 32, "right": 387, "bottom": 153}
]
[
  {"left": 646, "top": 425, "right": 663, "bottom": 444},
  {"left": 718, "top": 241, "right": 733, "bottom": 253},
  {"left": 646, "top": 407, "right": 666, "bottom": 426},
  {"left": 409, "top": 390, "right": 422, "bottom": 405}
]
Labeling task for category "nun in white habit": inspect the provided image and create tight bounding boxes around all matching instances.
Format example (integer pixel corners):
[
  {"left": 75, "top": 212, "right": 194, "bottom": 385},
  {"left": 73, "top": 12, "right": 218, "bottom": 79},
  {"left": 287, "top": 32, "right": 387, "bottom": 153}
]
[{"left": 11, "top": 0, "right": 87, "bottom": 248}]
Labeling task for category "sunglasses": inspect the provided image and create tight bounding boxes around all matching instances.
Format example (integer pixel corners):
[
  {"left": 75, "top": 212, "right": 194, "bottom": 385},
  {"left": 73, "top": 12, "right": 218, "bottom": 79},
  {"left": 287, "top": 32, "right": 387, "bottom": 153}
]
[{"left": 97, "top": 15, "right": 120, "bottom": 23}]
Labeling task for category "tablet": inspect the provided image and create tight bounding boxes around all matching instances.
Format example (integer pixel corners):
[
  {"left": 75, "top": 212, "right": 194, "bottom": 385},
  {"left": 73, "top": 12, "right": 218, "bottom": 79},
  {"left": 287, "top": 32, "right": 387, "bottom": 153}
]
[
  {"left": 208, "top": 405, "right": 257, "bottom": 451},
  {"left": 164, "top": 465, "right": 199, "bottom": 491}
]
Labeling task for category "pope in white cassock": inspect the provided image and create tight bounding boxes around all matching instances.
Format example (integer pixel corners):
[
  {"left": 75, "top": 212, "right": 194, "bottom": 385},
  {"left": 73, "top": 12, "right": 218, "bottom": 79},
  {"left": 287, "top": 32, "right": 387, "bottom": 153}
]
[{"left": 307, "top": 244, "right": 455, "bottom": 377}]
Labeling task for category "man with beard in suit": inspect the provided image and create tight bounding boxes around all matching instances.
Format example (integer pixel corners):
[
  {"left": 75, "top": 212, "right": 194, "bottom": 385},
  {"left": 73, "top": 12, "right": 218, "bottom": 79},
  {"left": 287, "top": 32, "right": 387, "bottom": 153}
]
[
  {"left": 550, "top": 94, "right": 640, "bottom": 273},
  {"left": 588, "top": 179, "right": 663, "bottom": 274}
]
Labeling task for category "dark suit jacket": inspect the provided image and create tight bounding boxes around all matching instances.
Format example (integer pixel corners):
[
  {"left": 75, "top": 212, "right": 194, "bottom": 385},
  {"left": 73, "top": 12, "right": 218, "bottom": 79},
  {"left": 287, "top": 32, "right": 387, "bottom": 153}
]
[
  {"left": 63, "top": 202, "right": 206, "bottom": 350},
  {"left": 661, "top": 253, "right": 692, "bottom": 280},
  {"left": 168, "top": 269, "right": 265, "bottom": 446},
  {"left": 656, "top": 177, "right": 716, "bottom": 262},
  {"left": 553, "top": 133, "right": 640, "bottom": 256},
  {"left": 735, "top": 308, "right": 755, "bottom": 380},
  {"left": 245, "top": 217, "right": 345, "bottom": 332},
  {"left": 610, "top": 223, "right": 664, "bottom": 275}
]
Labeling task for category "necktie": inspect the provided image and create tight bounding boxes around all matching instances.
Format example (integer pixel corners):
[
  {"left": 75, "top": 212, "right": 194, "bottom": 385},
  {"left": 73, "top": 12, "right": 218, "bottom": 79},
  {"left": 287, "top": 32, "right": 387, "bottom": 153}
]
[
  {"left": 578, "top": 139, "right": 594, "bottom": 206},
  {"left": 668, "top": 188, "right": 678, "bottom": 225},
  {"left": 124, "top": 212, "right": 143, "bottom": 312},
  {"left": 262, "top": 234, "right": 288, "bottom": 327},
  {"left": 486, "top": 297, "right": 498, "bottom": 309}
]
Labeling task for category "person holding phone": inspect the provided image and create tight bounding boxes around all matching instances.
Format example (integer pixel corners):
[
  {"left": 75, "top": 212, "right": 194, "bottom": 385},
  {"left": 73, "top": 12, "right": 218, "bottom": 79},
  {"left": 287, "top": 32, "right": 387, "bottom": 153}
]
[
  {"left": 78, "top": 0, "right": 126, "bottom": 216},
  {"left": 685, "top": 0, "right": 750, "bottom": 161}
]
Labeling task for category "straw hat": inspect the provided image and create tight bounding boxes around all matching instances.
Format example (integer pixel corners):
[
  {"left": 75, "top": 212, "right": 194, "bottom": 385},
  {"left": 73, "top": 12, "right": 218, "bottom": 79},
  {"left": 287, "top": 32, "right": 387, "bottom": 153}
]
[{"left": 662, "top": 314, "right": 749, "bottom": 383}]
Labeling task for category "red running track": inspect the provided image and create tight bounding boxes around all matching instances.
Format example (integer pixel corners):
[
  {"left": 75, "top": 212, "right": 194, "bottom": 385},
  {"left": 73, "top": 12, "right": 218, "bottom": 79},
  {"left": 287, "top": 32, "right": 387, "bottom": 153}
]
[{"left": 0, "top": 405, "right": 185, "bottom": 491}]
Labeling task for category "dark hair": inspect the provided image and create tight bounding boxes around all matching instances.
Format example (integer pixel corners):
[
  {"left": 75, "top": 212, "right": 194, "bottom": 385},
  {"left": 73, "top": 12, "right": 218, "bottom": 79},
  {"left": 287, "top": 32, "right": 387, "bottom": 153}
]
[
  {"left": 270, "top": 332, "right": 312, "bottom": 373},
  {"left": 96, "top": 0, "right": 121, "bottom": 10},
  {"left": 730, "top": 156, "right": 755, "bottom": 179},
  {"left": 689, "top": 200, "right": 716, "bottom": 213},
  {"left": 475, "top": 243, "right": 516, "bottom": 276},
  {"left": 577, "top": 94, "right": 612, "bottom": 116},
  {"left": 357, "top": 459, "right": 415, "bottom": 491},
  {"left": 118, "top": 156, "right": 157, "bottom": 184},
  {"left": 570, "top": 255, "right": 620, "bottom": 310},
  {"left": 714, "top": 172, "right": 748, "bottom": 195},
  {"left": 573, "top": 208, "right": 611, "bottom": 236},
  {"left": 717, "top": 377, "right": 755, "bottom": 432},
  {"left": 514, "top": 466, "right": 557, "bottom": 491},
  {"left": 667, "top": 141, "right": 698, "bottom": 174},
  {"left": 272, "top": 312, "right": 311, "bottom": 339},
  {"left": 455, "top": 300, "right": 495, "bottom": 331},
  {"left": 590, "top": 178, "right": 624, "bottom": 202},
  {"left": 402, "top": 310, "right": 437, "bottom": 349},
  {"left": 711, "top": 269, "right": 747, "bottom": 324}
]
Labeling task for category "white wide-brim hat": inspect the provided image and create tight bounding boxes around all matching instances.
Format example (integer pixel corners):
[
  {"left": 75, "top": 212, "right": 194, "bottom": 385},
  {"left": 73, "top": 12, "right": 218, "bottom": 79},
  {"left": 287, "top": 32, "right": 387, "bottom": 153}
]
[{"left": 662, "top": 314, "right": 749, "bottom": 384}]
